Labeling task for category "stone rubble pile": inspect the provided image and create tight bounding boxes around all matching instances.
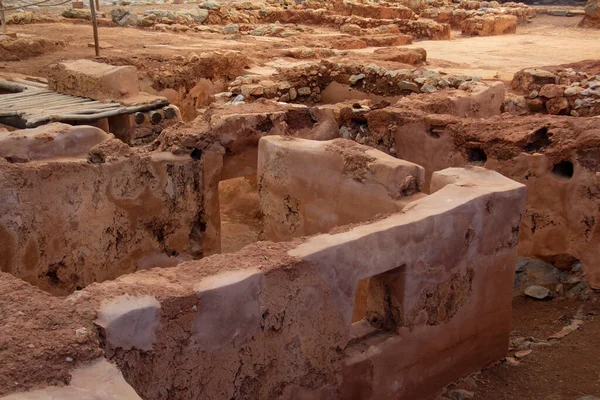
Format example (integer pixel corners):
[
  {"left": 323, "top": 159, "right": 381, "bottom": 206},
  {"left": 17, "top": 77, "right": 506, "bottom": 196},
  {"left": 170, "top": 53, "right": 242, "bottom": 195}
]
[
  {"left": 421, "top": 0, "right": 533, "bottom": 35},
  {"left": 511, "top": 68, "right": 600, "bottom": 116},
  {"left": 224, "top": 60, "right": 481, "bottom": 103}
]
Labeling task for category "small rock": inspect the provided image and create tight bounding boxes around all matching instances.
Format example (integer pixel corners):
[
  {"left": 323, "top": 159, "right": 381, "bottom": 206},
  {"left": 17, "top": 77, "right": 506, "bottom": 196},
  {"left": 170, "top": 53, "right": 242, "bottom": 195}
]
[
  {"left": 514, "top": 349, "right": 532, "bottom": 359},
  {"left": 65, "top": 357, "right": 74, "bottom": 363},
  {"left": 539, "top": 84, "right": 566, "bottom": 99},
  {"left": 529, "top": 90, "right": 539, "bottom": 99},
  {"left": 27, "top": 344, "right": 35, "bottom": 349},
  {"left": 556, "top": 283, "right": 564, "bottom": 294},
  {"left": 222, "top": 24, "right": 240, "bottom": 35},
  {"left": 546, "top": 97, "right": 569, "bottom": 115},
  {"left": 278, "top": 81, "right": 292, "bottom": 91},
  {"left": 397, "top": 81, "right": 420, "bottom": 92},
  {"left": 289, "top": 87, "right": 297, "bottom": 100},
  {"left": 548, "top": 320, "right": 583, "bottom": 340},
  {"left": 564, "top": 86, "right": 582, "bottom": 97},
  {"left": 230, "top": 95, "right": 244, "bottom": 104},
  {"left": 524, "top": 285, "right": 554, "bottom": 300},
  {"left": 349, "top": 74, "right": 365, "bottom": 85},
  {"left": 530, "top": 340, "right": 551, "bottom": 348},
  {"left": 75, "top": 327, "right": 88, "bottom": 336},
  {"left": 215, "top": 92, "right": 233, "bottom": 99},
  {"left": 297, "top": 87, "right": 311, "bottom": 96},
  {"left": 438, "top": 78, "right": 451, "bottom": 88},
  {"left": 199, "top": 0, "right": 220, "bottom": 10},
  {"left": 421, "top": 83, "right": 438, "bottom": 93},
  {"left": 505, "top": 356, "right": 519, "bottom": 366}
]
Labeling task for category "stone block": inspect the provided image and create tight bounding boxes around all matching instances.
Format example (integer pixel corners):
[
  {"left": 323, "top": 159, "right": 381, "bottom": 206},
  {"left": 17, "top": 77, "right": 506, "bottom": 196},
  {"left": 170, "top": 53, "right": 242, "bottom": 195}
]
[{"left": 47, "top": 59, "right": 140, "bottom": 100}]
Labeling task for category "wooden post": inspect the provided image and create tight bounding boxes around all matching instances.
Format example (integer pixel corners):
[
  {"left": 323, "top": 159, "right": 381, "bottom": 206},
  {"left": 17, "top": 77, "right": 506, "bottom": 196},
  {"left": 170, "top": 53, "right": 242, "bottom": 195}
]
[
  {"left": 89, "top": 0, "right": 100, "bottom": 56},
  {"left": 0, "top": 1, "right": 7, "bottom": 35},
  {"left": 95, "top": 0, "right": 100, "bottom": 11}
]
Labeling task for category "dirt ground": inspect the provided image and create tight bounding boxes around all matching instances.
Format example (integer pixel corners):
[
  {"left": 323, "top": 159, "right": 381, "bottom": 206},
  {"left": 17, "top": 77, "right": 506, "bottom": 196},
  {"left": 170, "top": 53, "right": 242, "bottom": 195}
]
[
  {"left": 3, "top": 13, "right": 600, "bottom": 84},
  {"left": 452, "top": 295, "right": 600, "bottom": 400},
  {"left": 407, "top": 15, "right": 600, "bottom": 80}
]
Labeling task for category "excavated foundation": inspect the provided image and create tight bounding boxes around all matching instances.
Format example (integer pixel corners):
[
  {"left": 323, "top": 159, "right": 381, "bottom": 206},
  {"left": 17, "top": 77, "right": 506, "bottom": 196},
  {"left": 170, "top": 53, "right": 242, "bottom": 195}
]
[{"left": 1, "top": 46, "right": 599, "bottom": 400}]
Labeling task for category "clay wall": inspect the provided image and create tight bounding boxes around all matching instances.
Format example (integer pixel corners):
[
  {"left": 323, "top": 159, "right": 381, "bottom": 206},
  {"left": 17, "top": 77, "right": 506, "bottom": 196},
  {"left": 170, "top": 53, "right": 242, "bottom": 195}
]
[
  {"left": 360, "top": 107, "right": 600, "bottom": 288},
  {"left": 0, "top": 124, "right": 205, "bottom": 295},
  {"left": 258, "top": 136, "right": 425, "bottom": 241},
  {"left": 0, "top": 165, "right": 525, "bottom": 400},
  {"left": 73, "top": 166, "right": 523, "bottom": 400}
]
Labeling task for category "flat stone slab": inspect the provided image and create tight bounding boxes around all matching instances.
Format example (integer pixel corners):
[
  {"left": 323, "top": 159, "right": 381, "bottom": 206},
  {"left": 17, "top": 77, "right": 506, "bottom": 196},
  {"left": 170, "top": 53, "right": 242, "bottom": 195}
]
[{"left": 47, "top": 59, "right": 140, "bottom": 100}]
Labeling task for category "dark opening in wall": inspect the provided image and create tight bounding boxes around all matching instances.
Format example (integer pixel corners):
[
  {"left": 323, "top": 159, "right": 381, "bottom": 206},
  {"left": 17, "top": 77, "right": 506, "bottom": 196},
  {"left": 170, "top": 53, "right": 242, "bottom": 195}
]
[
  {"left": 426, "top": 125, "right": 444, "bottom": 139},
  {"left": 190, "top": 148, "right": 202, "bottom": 160},
  {"left": 524, "top": 127, "right": 551, "bottom": 153},
  {"left": 256, "top": 117, "right": 274, "bottom": 132},
  {"left": 551, "top": 160, "right": 574, "bottom": 179},
  {"left": 349, "top": 265, "right": 405, "bottom": 350},
  {"left": 466, "top": 147, "right": 487, "bottom": 164}
]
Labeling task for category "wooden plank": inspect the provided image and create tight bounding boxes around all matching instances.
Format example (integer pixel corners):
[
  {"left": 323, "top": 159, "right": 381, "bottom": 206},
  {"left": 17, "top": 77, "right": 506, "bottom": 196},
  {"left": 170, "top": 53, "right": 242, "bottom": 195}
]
[
  {"left": 24, "top": 103, "right": 120, "bottom": 118},
  {"left": 13, "top": 99, "right": 98, "bottom": 112},
  {"left": 0, "top": 90, "right": 53, "bottom": 102},
  {"left": 12, "top": 79, "right": 48, "bottom": 89},
  {"left": 1, "top": 92, "right": 62, "bottom": 106}
]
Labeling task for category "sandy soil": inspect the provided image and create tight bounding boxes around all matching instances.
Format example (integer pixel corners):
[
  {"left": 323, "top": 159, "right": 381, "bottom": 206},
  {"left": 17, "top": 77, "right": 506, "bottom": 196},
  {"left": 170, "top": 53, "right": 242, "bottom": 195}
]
[
  {"left": 403, "top": 16, "right": 600, "bottom": 80},
  {"left": 3, "top": 13, "right": 600, "bottom": 84}
]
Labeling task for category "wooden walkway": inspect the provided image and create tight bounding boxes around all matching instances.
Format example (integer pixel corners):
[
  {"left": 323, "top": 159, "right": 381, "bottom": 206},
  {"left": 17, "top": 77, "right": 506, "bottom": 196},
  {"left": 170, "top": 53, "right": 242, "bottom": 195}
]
[{"left": 0, "top": 79, "right": 168, "bottom": 128}]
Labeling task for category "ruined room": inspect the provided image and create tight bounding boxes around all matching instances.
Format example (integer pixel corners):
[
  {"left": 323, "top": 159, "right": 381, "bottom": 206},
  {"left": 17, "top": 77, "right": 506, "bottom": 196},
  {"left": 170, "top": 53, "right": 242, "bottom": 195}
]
[{"left": 0, "top": 0, "right": 599, "bottom": 398}]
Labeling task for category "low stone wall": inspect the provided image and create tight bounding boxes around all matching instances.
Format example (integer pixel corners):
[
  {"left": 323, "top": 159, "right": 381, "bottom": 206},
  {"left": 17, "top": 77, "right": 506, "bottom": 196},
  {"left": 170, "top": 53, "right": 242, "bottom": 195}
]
[
  {"left": 258, "top": 136, "right": 425, "bottom": 241},
  {"left": 227, "top": 61, "right": 486, "bottom": 104},
  {"left": 461, "top": 14, "right": 518, "bottom": 36},
  {"left": 511, "top": 67, "right": 600, "bottom": 116}
]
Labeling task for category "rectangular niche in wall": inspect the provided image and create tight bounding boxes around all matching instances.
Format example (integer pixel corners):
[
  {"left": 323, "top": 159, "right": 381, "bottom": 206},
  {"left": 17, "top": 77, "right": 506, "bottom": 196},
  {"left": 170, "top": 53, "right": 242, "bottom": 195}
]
[{"left": 349, "top": 265, "right": 406, "bottom": 349}]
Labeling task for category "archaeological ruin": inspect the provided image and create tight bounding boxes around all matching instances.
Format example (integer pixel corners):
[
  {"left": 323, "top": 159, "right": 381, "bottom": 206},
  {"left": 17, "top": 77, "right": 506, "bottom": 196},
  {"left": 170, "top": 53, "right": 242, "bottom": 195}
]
[{"left": 0, "top": 0, "right": 599, "bottom": 398}]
